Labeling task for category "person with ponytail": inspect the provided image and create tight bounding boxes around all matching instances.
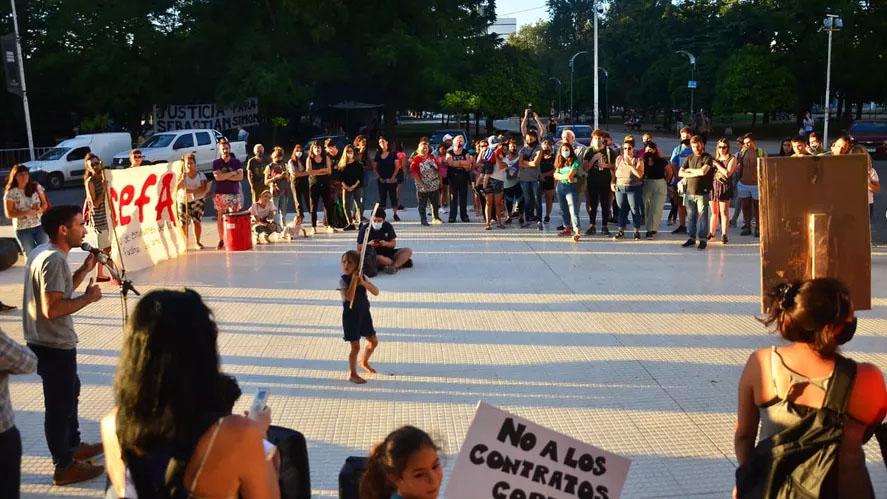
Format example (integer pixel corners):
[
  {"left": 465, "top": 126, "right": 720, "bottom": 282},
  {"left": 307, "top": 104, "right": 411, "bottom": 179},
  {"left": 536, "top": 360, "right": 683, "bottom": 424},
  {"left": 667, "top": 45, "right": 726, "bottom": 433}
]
[
  {"left": 360, "top": 426, "right": 442, "bottom": 499},
  {"left": 733, "top": 278, "right": 887, "bottom": 498}
]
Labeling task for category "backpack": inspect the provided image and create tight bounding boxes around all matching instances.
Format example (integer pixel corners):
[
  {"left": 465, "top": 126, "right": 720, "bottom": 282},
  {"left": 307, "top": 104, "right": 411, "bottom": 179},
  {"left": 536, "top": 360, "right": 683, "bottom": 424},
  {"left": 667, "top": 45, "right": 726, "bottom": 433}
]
[
  {"left": 362, "top": 244, "right": 378, "bottom": 278},
  {"left": 735, "top": 355, "right": 862, "bottom": 499}
]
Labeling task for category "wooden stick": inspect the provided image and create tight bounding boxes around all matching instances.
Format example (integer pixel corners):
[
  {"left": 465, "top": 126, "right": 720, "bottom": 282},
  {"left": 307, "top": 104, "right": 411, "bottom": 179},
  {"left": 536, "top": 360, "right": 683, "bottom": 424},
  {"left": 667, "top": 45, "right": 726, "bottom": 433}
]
[{"left": 350, "top": 202, "right": 380, "bottom": 310}]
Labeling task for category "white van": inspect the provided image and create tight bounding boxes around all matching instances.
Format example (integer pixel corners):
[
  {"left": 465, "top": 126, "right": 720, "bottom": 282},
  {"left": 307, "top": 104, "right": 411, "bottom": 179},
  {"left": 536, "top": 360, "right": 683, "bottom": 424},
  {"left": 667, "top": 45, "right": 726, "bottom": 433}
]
[
  {"left": 24, "top": 133, "right": 132, "bottom": 189},
  {"left": 111, "top": 129, "right": 247, "bottom": 173}
]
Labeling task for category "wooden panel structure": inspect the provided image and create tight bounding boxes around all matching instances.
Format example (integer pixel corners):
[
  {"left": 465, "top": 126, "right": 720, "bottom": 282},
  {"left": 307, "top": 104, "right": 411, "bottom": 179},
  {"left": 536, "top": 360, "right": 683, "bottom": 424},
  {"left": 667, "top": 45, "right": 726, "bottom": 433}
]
[{"left": 758, "top": 154, "right": 871, "bottom": 312}]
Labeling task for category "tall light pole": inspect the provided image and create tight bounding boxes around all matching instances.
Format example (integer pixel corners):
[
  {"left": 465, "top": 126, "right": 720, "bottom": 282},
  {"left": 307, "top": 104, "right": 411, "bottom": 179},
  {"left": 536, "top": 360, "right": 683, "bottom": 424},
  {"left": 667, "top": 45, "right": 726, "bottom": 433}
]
[
  {"left": 9, "top": 0, "right": 35, "bottom": 160},
  {"left": 676, "top": 50, "right": 696, "bottom": 118},
  {"left": 593, "top": 7, "right": 599, "bottom": 129},
  {"left": 549, "top": 77, "right": 562, "bottom": 120},
  {"left": 598, "top": 67, "right": 609, "bottom": 130},
  {"left": 569, "top": 50, "right": 587, "bottom": 124},
  {"left": 822, "top": 10, "right": 842, "bottom": 147}
]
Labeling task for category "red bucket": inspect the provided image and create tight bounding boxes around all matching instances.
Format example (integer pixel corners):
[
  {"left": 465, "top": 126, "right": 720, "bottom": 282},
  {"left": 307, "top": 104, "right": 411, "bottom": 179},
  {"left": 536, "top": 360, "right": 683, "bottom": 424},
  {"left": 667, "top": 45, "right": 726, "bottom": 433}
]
[{"left": 223, "top": 211, "right": 253, "bottom": 251}]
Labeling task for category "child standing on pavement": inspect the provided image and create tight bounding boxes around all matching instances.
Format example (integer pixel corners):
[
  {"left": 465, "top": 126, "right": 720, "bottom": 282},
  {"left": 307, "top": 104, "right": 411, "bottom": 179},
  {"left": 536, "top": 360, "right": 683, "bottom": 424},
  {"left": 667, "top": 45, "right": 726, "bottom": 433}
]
[{"left": 338, "top": 250, "right": 380, "bottom": 384}]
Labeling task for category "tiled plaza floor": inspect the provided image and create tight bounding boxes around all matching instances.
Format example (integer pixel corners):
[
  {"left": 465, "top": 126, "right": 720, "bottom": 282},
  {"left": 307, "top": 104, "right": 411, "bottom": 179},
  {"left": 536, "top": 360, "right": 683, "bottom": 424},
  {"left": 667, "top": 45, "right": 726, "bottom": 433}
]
[{"left": 2, "top": 210, "right": 886, "bottom": 498}]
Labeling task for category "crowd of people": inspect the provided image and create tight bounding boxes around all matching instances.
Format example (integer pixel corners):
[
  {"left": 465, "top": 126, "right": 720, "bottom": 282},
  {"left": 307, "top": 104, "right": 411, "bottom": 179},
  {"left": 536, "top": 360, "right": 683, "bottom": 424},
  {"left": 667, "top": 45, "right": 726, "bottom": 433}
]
[{"left": 1, "top": 205, "right": 884, "bottom": 497}]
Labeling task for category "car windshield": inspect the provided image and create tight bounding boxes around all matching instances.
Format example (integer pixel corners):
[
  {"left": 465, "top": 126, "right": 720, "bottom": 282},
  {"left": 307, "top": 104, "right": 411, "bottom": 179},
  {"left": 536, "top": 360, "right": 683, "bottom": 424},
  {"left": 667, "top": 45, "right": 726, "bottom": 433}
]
[
  {"left": 850, "top": 122, "right": 887, "bottom": 134},
  {"left": 140, "top": 134, "right": 176, "bottom": 148},
  {"left": 38, "top": 147, "right": 72, "bottom": 161}
]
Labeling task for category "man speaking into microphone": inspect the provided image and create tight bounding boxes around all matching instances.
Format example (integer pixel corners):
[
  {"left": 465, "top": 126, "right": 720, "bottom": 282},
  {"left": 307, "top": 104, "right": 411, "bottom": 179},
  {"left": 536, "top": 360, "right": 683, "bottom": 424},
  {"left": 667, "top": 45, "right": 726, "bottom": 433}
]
[{"left": 23, "top": 205, "right": 104, "bottom": 485}]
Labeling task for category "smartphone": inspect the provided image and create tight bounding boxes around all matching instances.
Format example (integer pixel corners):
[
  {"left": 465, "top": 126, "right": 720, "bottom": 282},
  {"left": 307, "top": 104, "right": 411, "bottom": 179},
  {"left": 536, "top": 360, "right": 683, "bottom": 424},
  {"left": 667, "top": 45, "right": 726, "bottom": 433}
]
[{"left": 249, "top": 388, "right": 269, "bottom": 420}]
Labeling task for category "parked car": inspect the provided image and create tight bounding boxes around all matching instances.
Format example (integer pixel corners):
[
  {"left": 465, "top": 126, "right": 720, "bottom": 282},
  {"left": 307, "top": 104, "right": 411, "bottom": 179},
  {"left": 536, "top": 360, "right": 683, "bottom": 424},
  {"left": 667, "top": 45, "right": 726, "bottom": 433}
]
[
  {"left": 555, "top": 125, "right": 593, "bottom": 147},
  {"left": 20, "top": 133, "right": 132, "bottom": 190},
  {"left": 111, "top": 129, "right": 246, "bottom": 172},
  {"left": 307, "top": 135, "right": 350, "bottom": 152},
  {"left": 848, "top": 120, "right": 887, "bottom": 157},
  {"left": 430, "top": 129, "right": 468, "bottom": 152}
]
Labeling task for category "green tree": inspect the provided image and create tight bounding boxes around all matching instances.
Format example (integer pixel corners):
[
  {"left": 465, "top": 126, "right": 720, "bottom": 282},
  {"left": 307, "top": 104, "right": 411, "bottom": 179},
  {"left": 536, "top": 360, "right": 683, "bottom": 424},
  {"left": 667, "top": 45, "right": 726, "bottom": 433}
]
[{"left": 713, "top": 45, "right": 798, "bottom": 125}]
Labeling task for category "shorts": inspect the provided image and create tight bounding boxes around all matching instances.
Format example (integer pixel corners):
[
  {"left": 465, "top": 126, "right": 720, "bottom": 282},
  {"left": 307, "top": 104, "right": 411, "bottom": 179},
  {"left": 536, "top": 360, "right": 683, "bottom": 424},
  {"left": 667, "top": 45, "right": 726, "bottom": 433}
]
[
  {"left": 736, "top": 181, "right": 759, "bottom": 201},
  {"left": 342, "top": 306, "right": 376, "bottom": 342},
  {"left": 214, "top": 193, "right": 243, "bottom": 213},
  {"left": 485, "top": 178, "right": 504, "bottom": 194},
  {"left": 95, "top": 227, "right": 111, "bottom": 249},
  {"left": 375, "top": 246, "right": 396, "bottom": 260},
  {"left": 178, "top": 199, "right": 206, "bottom": 225},
  {"left": 541, "top": 176, "right": 555, "bottom": 191},
  {"left": 480, "top": 162, "right": 494, "bottom": 176},
  {"left": 441, "top": 176, "right": 449, "bottom": 186},
  {"left": 396, "top": 170, "right": 405, "bottom": 184}
]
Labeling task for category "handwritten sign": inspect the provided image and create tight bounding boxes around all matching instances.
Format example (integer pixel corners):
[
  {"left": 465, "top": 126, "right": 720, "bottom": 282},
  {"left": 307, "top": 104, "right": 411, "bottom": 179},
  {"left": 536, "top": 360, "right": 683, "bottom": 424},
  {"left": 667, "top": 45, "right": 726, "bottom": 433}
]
[
  {"left": 153, "top": 97, "right": 259, "bottom": 132},
  {"left": 446, "top": 402, "right": 631, "bottom": 499},
  {"left": 105, "top": 163, "right": 186, "bottom": 273}
]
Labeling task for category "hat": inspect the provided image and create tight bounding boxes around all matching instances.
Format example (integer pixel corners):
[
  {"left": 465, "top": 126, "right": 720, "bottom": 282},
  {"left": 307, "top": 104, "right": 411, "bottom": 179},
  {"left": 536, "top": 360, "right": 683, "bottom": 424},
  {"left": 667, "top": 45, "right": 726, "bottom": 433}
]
[{"left": 442, "top": 134, "right": 453, "bottom": 142}]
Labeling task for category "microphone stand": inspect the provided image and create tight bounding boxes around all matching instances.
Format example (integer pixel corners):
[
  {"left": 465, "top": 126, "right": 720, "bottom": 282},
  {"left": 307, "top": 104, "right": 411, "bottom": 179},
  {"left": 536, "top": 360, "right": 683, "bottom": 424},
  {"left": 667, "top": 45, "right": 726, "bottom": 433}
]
[{"left": 98, "top": 255, "right": 140, "bottom": 323}]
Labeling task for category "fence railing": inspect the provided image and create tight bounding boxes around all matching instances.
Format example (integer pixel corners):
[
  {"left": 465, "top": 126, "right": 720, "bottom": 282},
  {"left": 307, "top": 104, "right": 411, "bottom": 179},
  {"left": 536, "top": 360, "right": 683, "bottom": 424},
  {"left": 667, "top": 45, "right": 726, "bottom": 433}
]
[{"left": 0, "top": 147, "right": 54, "bottom": 169}]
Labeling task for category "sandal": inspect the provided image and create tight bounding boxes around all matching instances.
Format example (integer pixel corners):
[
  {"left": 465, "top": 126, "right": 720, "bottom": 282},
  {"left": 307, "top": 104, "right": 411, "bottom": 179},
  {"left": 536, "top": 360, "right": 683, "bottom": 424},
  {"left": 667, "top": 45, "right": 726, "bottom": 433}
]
[
  {"left": 484, "top": 224, "right": 491, "bottom": 231},
  {"left": 196, "top": 242, "right": 205, "bottom": 250},
  {"left": 0, "top": 302, "right": 17, "bottom": 313}
]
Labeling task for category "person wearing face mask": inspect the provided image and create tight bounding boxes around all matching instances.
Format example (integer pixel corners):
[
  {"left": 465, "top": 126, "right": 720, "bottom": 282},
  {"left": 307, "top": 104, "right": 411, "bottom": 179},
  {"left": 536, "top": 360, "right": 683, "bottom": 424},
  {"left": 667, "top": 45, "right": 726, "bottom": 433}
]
[
  {"left": 612, "top": 139, "right": 645, "bottom": 241},
  {"left": 338, "top": 144, "right": 365, "bottom": 230},
  {"left": 306, "top": 140, "right": 335, "bottom": 235},
  {"left": 582, "top": 129, "right": 615, "bottom": 236},
  {"left": 807, "top": 132, "right": 825, "bottom": 156},
  {"left": 669, "top": 127, "right": 694, "bottom": 234},
  {"left": 734, "top": 278, "right": 887, "bottom": 499},
  {"left": 445, "top": 135, "right": 473, "bottom": 223},
  {"left": 373, "top": 136, "right": 401, "bottom": 222},
  {"left": 247, "top": 144, "right": 270, "bottom": 204},
  {"left": 409, "top": 140, "right": 444, "bottom": 226},
  {"left": 264, "top": 146, "right": 290, "bottom": 233},
  {"left": 518, "top": 129, "right": 543, "bottom": 230},
  {"left": 357, "top": 209, "right": 413, "bottom": 275},
  {"left": 678, "top": 135, "right": 714, "bottom": 250},
  {"left": 553, "top": 142, "right": 582, "bottom": 241},
  {"left": 83, "top": 154, "right": 112, "bottom": 281},
  {"left": 212, "top": 139, "right": 245, "bottom": 249},
  {"left": 288, "top": 144, "right": 310, "bottom": 226},
  {"left": 500, "top": 139, "right": 523, "bottom": 225},
  {"left": 537, "top": 138, "right": 557, "bottom": 224}
]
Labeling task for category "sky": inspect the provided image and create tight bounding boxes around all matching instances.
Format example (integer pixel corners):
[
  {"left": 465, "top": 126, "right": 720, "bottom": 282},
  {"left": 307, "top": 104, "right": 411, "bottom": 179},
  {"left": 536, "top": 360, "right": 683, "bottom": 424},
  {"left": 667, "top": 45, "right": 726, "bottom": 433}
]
[{"left": 496, "top": 0, "right": 549, "bottom": 29}]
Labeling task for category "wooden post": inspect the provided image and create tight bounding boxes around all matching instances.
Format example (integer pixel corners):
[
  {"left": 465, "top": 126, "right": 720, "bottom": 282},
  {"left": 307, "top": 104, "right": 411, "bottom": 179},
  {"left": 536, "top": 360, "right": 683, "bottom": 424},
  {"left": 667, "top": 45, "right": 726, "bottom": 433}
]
[{"left": 349, "top": 202, "right": 380, "bottom": 310}]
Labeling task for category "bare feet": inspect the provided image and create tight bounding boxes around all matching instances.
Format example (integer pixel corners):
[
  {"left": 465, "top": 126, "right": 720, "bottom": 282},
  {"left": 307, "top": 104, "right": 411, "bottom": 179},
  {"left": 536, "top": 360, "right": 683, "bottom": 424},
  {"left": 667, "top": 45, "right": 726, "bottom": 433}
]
[
  {"left": 348, "top": 373, "right": 367, "bottom": 384},
  {"left": 359, "top": 362, "right": 376, "bottom": 374}
]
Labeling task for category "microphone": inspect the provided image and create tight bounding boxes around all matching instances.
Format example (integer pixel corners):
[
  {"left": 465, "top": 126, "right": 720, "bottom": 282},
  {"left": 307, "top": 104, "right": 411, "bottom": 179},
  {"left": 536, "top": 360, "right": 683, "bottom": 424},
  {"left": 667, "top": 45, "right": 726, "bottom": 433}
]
[{"left": 80, "top": 242, "right": 109, "bottom": 264}]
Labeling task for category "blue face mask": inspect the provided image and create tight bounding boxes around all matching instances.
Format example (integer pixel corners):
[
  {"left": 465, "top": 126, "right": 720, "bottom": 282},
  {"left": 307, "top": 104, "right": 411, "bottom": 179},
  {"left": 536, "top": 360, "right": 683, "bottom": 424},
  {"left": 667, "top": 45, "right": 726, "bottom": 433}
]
[
  {"left": 371, "top": 221, "right": 383, "bottom": 230},
  {"left": 561, "top": 150, "right": 570, "bottom": 159}
]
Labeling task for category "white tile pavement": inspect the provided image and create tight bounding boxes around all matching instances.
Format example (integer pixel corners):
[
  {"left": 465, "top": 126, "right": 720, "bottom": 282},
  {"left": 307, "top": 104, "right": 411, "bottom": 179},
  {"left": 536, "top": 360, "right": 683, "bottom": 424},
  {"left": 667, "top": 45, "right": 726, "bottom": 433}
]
[{"left": 1, "top": 210, "right": 886, "bottom": 498}]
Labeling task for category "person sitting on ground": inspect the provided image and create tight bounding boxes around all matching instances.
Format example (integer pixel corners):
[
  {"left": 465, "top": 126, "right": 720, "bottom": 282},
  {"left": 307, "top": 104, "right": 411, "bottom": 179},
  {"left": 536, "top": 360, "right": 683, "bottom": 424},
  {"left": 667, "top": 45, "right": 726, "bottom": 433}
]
[
  {"left": 250, "top": 190, "right": 278, "bottom": 245},
  {"left": 734, "top": 278, "right": 887, "bottom": 499},
  {"left": 102, "top": 289, "right": 280, "bottom": 499},
  {"left": 360, "top": 426, "right": 442, "bottom": 499},
  {"left": 357, "top": 209, "right": 413, "bottom": 275}
]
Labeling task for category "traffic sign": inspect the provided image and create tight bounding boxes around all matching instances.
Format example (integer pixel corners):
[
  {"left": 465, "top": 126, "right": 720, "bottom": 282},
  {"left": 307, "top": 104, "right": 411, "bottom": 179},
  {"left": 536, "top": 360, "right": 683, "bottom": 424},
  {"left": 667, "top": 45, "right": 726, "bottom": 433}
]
[{"left": 688, "top": 80, "right": 697, "bottom": 89}]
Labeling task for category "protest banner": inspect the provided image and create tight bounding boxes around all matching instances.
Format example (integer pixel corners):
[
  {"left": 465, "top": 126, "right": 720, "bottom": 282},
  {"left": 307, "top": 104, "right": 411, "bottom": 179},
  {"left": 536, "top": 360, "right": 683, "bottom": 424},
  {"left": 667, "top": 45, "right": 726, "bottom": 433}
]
[
  {"left": 105, "top": 163, "right": 186, "bottom": 273},
  {"left": 153, "top": 97, "right": 259, "bottom": 132},
  {"left": 446, "top": 402, "right": 631, "bottom": 499}
]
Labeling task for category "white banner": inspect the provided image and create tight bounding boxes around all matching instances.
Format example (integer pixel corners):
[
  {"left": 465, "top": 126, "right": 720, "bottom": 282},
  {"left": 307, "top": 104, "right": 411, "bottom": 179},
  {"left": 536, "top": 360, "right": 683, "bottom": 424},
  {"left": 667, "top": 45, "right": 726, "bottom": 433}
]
[
  {"left": 446, "top": 402, "right": 631, "bottom": 499},
  {"left": 153, "top": 97, "right": 259, "bottom": 132},
  {"left": 105, "top": 163, "right": 186, "bottom": 273}
]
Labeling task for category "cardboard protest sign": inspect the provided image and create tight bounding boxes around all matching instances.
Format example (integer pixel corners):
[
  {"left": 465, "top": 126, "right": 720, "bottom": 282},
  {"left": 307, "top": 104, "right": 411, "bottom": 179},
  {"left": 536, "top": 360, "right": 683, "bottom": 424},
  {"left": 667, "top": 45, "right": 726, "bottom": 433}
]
[
  {"left": 758, "top": 155, "right": 871, "bottom": 311},
  {"left": 105, "top": 163, "right": 186, "bottom": 273},
  {"left": 446, "top": 402, "right": 631, "bottom": 499}
]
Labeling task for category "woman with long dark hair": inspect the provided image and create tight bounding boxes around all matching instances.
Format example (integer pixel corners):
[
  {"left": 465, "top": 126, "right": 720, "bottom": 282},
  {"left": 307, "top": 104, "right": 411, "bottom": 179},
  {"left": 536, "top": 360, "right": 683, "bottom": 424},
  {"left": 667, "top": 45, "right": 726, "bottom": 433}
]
[
  {"left": 373, "top": 135, "right": 401, "bottom": 222},
  {"left": 3, "top": 163, "right": 49, "bottom": 255},
  {"left": 101, "top": 289, "right": 280, "bottom": 498},
  {"left": 360, "top": 426, "right": 442, "bottom": 499},
  {"left": 83, "top": 153, "right": 112, "bottom": 281},
  {"left": 288, "top": 144, "right": 310, "bottom": 226},
  {"left": 709, "top": 138, "right": 737, "bottom": 244},
  {"left": 734, "top": 278, "right": 887, "bottom": 499},
  {"left": 307, "top": 140, "right": 335, "bottom": 234},
  {"left": 338, "top": 144, "right": 364, "bottom": 230},
  {"left": 553, "top": 141, "right": 582, "bottom": 241}
]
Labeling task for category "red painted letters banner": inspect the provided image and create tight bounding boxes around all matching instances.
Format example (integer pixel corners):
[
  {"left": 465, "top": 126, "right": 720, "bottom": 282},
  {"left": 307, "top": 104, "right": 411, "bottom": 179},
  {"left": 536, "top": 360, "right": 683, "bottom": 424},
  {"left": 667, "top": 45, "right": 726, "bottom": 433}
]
[{"left": 106, "top": 163, "right": 186, "bottom": 272}]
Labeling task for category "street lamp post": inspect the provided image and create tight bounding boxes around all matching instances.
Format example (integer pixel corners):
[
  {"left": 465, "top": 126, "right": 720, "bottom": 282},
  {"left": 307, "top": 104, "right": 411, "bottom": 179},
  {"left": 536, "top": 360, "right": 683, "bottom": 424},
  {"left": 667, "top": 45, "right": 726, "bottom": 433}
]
[
  {"left": 549, "top": 77, "right": 563, "bottom": 120},
  {"left": 593, "top": 7, "right": 599, "bottom": 129},
  {"left": 598, "top": 67, "right": 609, "bottom": 130},
  {"left": 9, "top": 0, "right": 35, "bottom": 161},
  {"left": 822, "top": 11, "right": 842, "bottom": 147},
  {"left": 675, "top": 50, "right": 697, "bottom": 118},
  {"left": 569, "top": 50, "right": 588, "bottom": 124}
]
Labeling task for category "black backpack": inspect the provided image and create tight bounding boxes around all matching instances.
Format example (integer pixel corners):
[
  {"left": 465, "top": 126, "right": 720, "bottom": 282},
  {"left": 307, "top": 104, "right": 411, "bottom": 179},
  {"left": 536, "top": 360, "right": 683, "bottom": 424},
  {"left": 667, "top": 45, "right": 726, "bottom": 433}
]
[{"left": 735, "top": 354, "right": 862, "bottom": 499}]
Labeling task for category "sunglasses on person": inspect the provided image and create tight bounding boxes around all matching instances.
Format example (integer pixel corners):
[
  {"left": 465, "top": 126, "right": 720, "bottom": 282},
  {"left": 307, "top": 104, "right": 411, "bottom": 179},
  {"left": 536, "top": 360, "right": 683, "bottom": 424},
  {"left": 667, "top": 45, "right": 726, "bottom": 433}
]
[
  {"left": 717, "top": 145, "right": 727, "bottom": 149},
  {"left": 622, "top": 146, "right": 634, "bottom": 151}
]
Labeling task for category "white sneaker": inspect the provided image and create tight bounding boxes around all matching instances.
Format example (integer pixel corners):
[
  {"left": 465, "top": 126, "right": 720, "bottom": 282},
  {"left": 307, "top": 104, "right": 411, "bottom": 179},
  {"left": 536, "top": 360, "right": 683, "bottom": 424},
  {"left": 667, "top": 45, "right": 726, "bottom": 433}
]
[
  {"left": 327, "top": 226, "right": 335, "bottom": 234},
  {"left": 431, "top": 218, "right": 444, "bottom": 224}
]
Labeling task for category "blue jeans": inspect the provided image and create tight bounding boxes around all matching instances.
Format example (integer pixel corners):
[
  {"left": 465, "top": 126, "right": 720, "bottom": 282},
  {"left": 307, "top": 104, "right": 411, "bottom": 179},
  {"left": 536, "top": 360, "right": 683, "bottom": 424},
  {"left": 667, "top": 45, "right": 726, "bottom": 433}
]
[
  {"left": 15, "top": 225, "right": 48, "bottom": 255},
  {"left": 685, "top": 193, "right": 710, "bottom": 240},
  {"left": 520, "top": 181, "right": 542, "bottom": 220},
  {"left": 556, "top": 182, "right": 580, "bottom": 231},
  {"left": 614, "top": 184, "right": 644, "bottom": 230},
  {"left": 272, "top": 192, "right": 290, "bottom": 229}
]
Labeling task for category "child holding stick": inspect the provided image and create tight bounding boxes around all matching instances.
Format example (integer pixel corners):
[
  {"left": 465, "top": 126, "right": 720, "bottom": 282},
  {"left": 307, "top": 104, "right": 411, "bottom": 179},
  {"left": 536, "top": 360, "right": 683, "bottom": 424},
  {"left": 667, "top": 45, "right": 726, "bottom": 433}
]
[{"left": 338, "top": 250, "right": 379, "bottom": 384}]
